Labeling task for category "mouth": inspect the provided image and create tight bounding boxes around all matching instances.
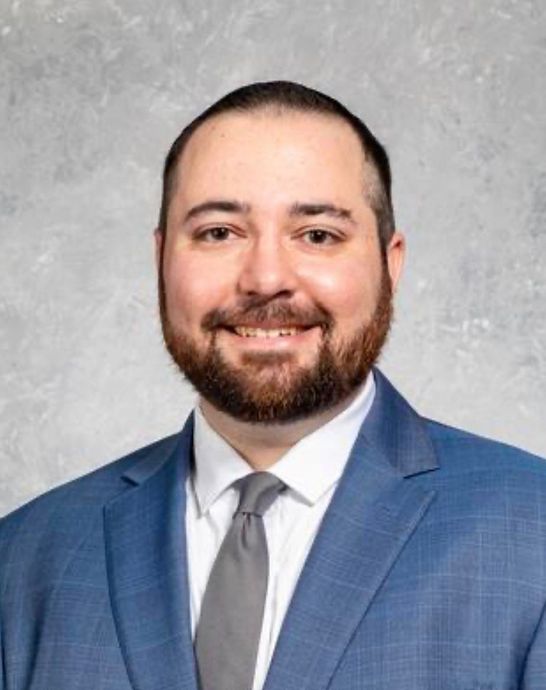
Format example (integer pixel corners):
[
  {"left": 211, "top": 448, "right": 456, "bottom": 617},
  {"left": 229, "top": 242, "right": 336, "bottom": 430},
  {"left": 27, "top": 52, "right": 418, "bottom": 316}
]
[
  {"left": 217, "top": 323, "right": 321, "bottom": 349},
  {"left": 227, "top": 325, "right": 311, "bottom": 338}
]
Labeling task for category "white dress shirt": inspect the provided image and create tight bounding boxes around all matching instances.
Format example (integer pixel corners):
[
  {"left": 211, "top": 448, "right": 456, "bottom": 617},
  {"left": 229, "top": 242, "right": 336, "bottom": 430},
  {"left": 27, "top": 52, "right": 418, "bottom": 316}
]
[{"left": 185, "top": 372, "right": 376, "bottom": 690}]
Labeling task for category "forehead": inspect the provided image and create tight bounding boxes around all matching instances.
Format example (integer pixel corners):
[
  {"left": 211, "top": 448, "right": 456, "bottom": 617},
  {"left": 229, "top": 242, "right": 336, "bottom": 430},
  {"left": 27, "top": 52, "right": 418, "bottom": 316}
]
[{"left": 173, "top": 110, "right": 369, "bottom": 209}]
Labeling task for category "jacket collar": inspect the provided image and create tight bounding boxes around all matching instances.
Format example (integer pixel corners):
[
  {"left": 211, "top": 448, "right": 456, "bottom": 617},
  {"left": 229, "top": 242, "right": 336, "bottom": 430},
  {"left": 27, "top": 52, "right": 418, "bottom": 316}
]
[{"left": 360, "top": 367, "right": 438, "bottom": 477}]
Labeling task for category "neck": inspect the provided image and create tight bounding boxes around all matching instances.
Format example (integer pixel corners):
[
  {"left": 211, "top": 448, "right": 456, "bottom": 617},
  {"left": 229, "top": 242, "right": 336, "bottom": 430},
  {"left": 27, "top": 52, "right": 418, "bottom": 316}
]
[{"left": 199, "top": 388, "right": 363, "bottom": 470}]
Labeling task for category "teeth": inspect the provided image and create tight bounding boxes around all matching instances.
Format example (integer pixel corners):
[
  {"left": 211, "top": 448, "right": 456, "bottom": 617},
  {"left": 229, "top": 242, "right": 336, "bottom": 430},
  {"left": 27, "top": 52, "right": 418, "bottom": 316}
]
[{"left": 233, "top": 326, "right": 304, "bottom": 338}]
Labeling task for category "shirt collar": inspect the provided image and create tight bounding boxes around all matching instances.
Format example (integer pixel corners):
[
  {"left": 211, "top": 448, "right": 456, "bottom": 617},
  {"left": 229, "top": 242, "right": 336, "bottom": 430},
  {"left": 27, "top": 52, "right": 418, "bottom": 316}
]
[{"left": 192, "top": 372, "right": 376, "bottom": 515}]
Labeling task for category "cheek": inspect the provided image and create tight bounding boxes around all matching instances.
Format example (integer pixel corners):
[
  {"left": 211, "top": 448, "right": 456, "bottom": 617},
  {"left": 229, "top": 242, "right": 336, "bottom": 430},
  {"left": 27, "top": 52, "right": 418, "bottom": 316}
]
[
  {"left": 162, "top": 253, "right": 232, "bottom": 329},
  {"left": 303, "top": 261, "right": 380, "bottom": 324}
]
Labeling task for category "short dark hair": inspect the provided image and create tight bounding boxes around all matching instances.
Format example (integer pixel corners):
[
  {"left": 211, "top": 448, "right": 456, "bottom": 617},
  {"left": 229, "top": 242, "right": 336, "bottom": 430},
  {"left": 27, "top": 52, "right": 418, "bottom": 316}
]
[{"left": 157, "top": 80, "right": 395, "bottom": 252}]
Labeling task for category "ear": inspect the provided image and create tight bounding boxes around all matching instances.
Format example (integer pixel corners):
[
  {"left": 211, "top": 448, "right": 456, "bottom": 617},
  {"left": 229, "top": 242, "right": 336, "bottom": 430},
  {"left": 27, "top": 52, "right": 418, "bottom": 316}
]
[
  {"left": 153, "top": 228, "right": 163, "bottom": 272},
  {"left": 385, "top": 231, "right": 406, "bottom": 293}
]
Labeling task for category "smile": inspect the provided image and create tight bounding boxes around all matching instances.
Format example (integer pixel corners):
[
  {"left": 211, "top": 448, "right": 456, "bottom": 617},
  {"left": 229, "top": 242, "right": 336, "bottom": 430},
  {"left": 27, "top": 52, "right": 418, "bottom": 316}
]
[
  {"left": 219, "top": 324, "right": 320, "bottom": 349},
  {"left": 232, "top": 326, "right": 307, "bottom": 338}
]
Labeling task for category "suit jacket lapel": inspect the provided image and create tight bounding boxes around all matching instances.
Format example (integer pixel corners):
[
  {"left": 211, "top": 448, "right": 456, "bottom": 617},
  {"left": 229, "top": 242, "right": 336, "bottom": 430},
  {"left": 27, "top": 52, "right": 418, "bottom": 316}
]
[
  {"left": 104, "top": 415, "right": 198, "bottom": 690},
  {"left": 264, "top": 369, "right": 438, "bottom": 690}
]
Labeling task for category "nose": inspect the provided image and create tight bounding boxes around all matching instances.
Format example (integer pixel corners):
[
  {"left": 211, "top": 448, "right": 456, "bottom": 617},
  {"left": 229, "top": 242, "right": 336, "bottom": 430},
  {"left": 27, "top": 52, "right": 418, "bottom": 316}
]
[{"left": 236, "top": 232, "right": 298, "bottom": 298}]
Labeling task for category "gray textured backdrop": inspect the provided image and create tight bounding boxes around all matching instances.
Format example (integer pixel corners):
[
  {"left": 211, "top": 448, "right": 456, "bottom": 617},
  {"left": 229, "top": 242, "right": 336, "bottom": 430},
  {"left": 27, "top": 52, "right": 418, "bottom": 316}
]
[{"left": 1, "top": 0, "right": 545, "bottom": 516}]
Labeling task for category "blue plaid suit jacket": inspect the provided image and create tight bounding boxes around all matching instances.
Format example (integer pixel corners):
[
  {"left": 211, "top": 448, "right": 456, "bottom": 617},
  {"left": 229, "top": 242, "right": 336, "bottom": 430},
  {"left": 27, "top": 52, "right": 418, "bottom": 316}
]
[{"left": 2, "top": 368, "right": 546, "bottom": 689}]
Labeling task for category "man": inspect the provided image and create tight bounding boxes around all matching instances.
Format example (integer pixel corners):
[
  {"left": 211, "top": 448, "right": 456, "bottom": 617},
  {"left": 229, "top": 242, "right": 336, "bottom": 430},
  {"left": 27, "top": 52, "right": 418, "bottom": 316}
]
[{"left": 1, "top": 81, "right": 546, "bottom": 690}]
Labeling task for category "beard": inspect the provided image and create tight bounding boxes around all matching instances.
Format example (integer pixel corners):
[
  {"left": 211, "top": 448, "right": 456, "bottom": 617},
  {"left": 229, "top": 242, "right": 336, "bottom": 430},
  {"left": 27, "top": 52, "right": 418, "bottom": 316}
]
[{"left": 158, "top": 266, "right": 393, "bottom": 424}]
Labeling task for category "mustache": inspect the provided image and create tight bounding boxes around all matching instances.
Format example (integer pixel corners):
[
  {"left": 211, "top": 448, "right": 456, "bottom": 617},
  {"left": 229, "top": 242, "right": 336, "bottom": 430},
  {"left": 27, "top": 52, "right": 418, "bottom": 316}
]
[{"left": 201, "top": 296, "right": 333, "bottom": 331}]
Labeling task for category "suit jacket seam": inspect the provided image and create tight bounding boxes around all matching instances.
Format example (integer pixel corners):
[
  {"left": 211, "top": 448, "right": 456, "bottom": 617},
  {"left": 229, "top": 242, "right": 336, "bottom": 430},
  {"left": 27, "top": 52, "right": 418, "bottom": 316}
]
[{"left": 519, "top": 591, "right": 546, "bottom": 684}]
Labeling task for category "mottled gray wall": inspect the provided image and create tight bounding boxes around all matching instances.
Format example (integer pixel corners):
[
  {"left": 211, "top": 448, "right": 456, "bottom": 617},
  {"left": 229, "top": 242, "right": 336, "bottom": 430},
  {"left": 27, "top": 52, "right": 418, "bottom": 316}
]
[{"left": 1, "top": 0, "right": 545, "bottom": 516}]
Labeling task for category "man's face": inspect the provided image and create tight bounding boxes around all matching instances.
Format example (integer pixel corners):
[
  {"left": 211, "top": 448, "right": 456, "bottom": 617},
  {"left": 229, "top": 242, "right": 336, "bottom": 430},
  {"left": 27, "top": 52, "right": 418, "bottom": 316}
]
[{"left": 157, "top": 110, "right": 404, "bottom": 423}]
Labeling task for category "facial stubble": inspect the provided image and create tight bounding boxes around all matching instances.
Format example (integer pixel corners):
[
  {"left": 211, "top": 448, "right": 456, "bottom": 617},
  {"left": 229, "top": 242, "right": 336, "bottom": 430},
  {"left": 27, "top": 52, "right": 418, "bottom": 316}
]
[{"left": 158, "top": 263, "right": 393, "bottom": 424}]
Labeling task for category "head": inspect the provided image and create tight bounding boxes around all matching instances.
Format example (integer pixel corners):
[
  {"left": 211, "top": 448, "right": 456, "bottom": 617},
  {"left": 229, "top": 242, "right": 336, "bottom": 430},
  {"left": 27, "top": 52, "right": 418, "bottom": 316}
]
[{"left": 156, "top": 81, "right": 405, "bottom": 423}]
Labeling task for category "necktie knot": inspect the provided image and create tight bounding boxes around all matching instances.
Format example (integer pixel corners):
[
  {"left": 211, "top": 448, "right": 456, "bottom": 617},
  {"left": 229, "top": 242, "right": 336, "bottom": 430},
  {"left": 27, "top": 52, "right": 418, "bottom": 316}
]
[{"left": 236, "top": 472, "right": 285, "bottom": 517}]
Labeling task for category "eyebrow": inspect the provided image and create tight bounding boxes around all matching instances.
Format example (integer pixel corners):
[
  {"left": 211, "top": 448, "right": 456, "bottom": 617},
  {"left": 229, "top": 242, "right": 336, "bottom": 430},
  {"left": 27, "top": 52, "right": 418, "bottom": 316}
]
[
  {"left": 183, "top": 199, "right": 250, "bottom": 223},
  {"left": 288, "top": 202, "right": 356, "bottom": 225},
  {"left": 182, "top": 199, "right": 356, "bottom": 225}
]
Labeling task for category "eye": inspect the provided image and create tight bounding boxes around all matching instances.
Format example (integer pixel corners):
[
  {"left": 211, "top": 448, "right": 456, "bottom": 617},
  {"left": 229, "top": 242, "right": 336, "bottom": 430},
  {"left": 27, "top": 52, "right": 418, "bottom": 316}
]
[
  {"left": 302, "top": 229, "right": 340, "bottom": 245},
  {"left": 196, "top": 226, "right": 234, "bottom": 242}
]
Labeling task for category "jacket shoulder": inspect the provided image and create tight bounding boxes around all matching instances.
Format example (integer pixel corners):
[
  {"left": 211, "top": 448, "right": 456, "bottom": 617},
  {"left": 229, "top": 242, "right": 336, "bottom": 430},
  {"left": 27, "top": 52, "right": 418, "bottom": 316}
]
[
  {"left": 424, "top": 417, "right": 546, "bottom": 482},
  {"left": 0, "top": 433, "right": 180, "bottom": 562}
]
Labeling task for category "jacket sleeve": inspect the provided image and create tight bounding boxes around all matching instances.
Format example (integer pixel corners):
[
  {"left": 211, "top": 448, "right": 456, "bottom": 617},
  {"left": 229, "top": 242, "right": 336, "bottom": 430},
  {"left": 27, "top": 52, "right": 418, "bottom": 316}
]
[
  {"left": 0, "top": 613, "right": 4, "bottom": 690},
  {"left": 1, "top": 517, "right": 8, "bottom": 690},
  {"left": 521, "top": 603, "right": 546, "bottom": 689},
  {"left": 0, "top": 570, "right": 4, "bottom": 690}
]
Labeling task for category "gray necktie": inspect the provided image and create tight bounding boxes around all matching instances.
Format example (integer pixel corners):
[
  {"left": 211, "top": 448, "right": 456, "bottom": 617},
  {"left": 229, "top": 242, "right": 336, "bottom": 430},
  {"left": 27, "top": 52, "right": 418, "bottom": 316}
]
[{"left": 195, "top": 472, "right": 286, "bottom": 690}]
